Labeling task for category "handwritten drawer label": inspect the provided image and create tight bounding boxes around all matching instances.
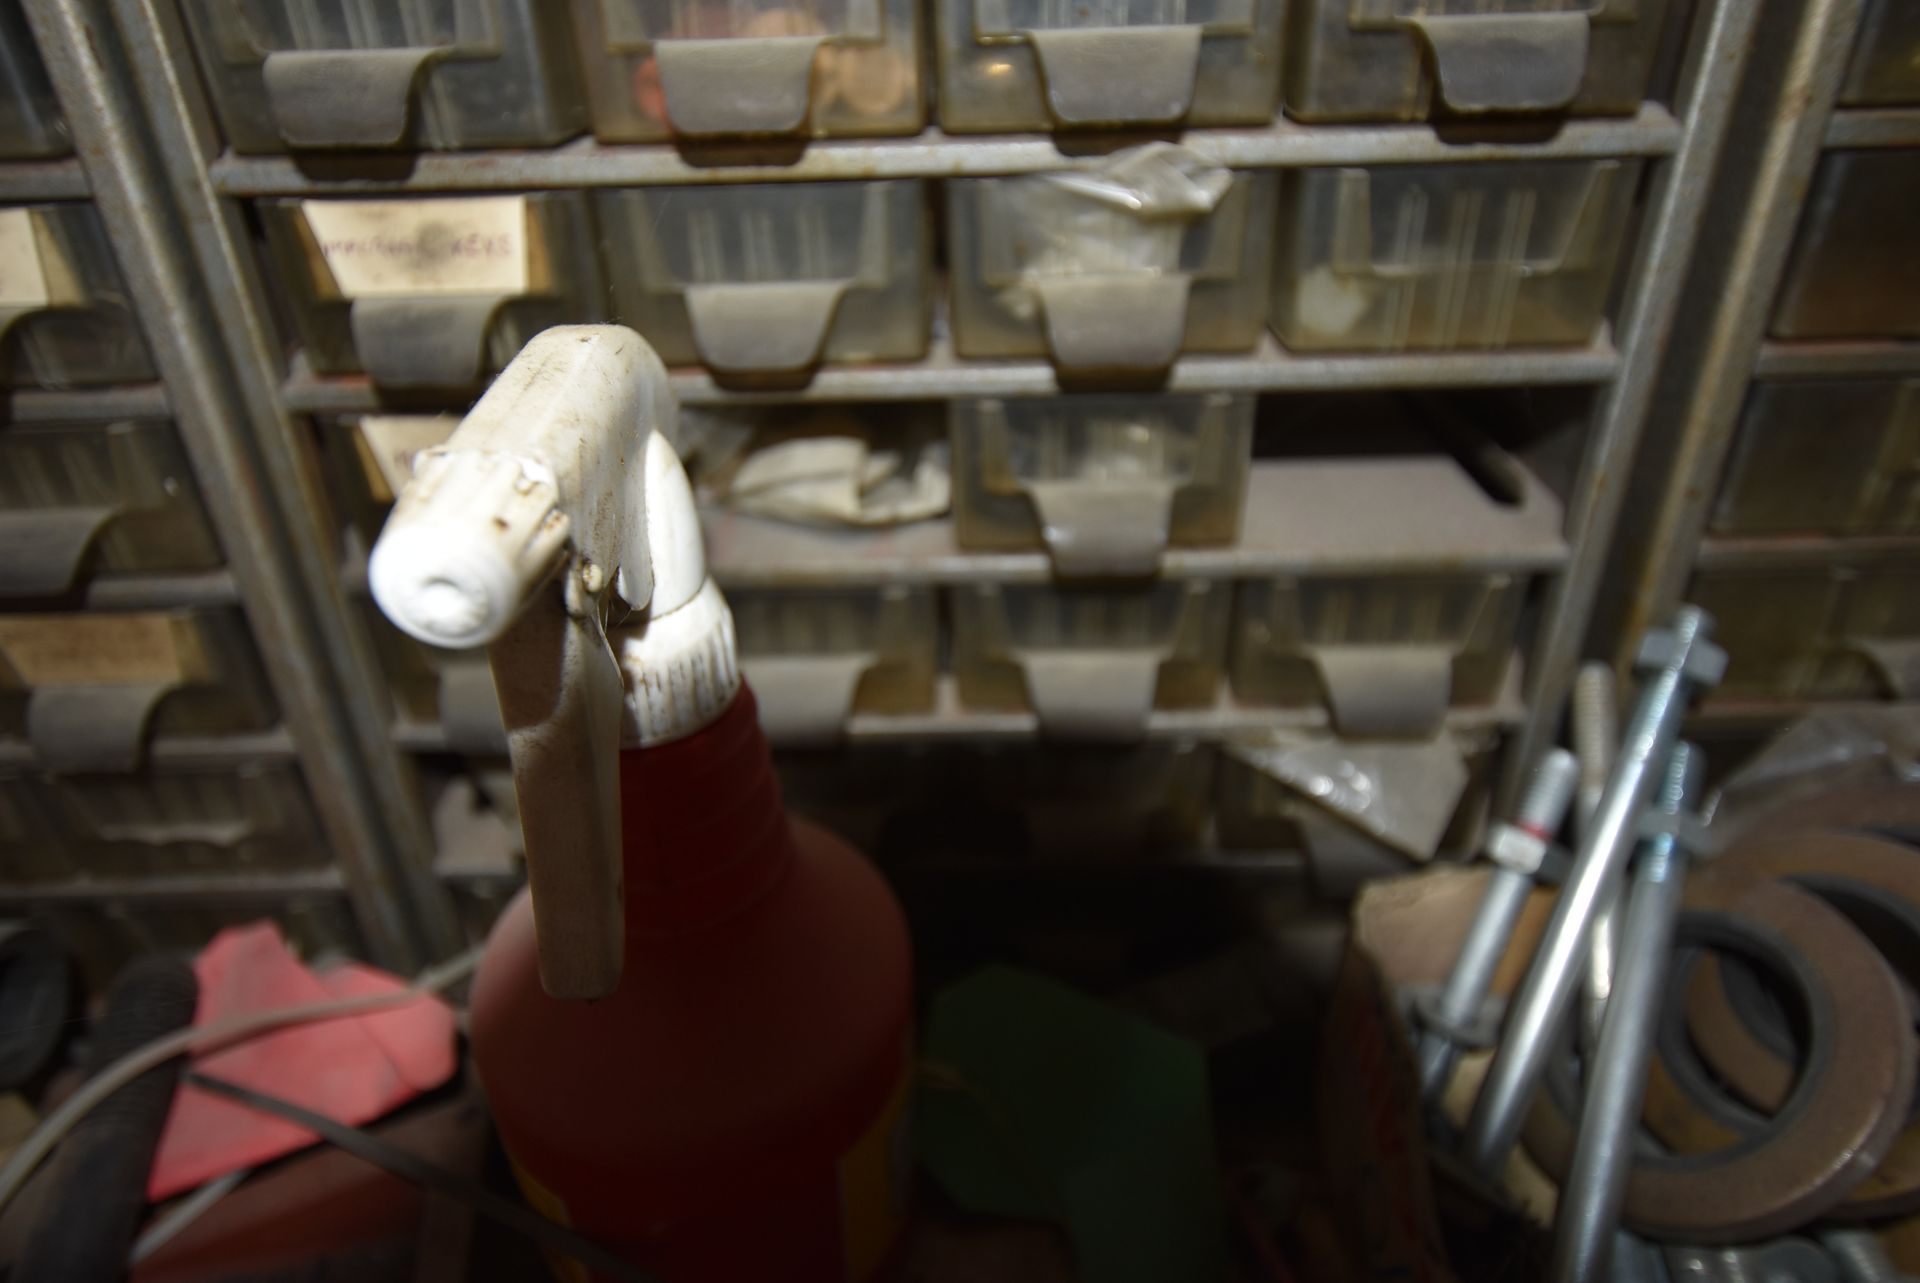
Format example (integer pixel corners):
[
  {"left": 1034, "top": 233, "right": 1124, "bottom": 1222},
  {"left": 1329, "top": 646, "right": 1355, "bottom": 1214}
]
[
  {"left": 355, "top": 414, "right": 460, "bottom": 501},
  {"left": 303, "top": 196, "right": 530, "bottom": 298},
  {"left": 0, "top": 613, "right": 190, "bottom": 686},
  {"left": 0, "top": 209, "right": 49, "bottom": 310}
]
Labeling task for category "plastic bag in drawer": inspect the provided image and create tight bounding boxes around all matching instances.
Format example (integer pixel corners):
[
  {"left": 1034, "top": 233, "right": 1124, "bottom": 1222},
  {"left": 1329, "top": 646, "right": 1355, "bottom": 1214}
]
[
  {"left": 0, "top": 610, "right": 279, "bottom": 771},
  {"left": 0, "top": 204, "right": 155, "bottom": 389},
  {"left": 262, "top": 193, "right": 605, "bottom": 389},
  {"left": 1270, "top": 160, "right": 1641, "bottom": 351},
  {"left": 1842, "top": 0, "right": 1920, "bottom": 106},
  {"left": 0, "top": 762, "right": 330, "bottom": 883},
  {"left": 1690, "top": 565, "right": 1920, "bottom": 701},
  {"left": 1285, "top": 0, "right": 1672, "bottom": 123},
  {"left": 1713, "top": 380, "right": 1920, "bottom": 536},
  {"left": 934, "top": 0, "right": 1284, "bottom": 133},
  {"left": 1772, "top": 151, "right": 1920, "bottom": 341},
  {"left": 948, "top": 154, "right": 1275, "bottom": 372},
  {"left": 0, "top": 5, "right": 68, "bottom": 158},
  {"left": 598, "top": 180, "right": 930, "bottom": 384},
  {"left": 950, "top": 393, "right": 1253, "bottom": 576},
  {"left": 572, "top": 0, "right": 922, "bottom": 141},
  {"left": 1229, "top": 573, "right": 1524, "bottom": 736},
  {"left": 732, "top": 586, "right": 938, "bottom": 743},
  {"left": 0, "top": 420, "right": 224, "bottom": 596},
  {"left": 950, "top": 579, "right": 1230, "bottom": 737},
  {"left": 43, "top": 897, "right": 361, "bottom": 993},
  {"left": 179, "top": 0, "right": 585, "bottom": 153}
]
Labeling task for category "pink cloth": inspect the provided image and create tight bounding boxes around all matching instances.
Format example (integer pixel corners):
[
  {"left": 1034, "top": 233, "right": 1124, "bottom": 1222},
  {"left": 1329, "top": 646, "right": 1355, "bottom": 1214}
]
[{"left": 148, "top": 924, "right": 458, "bottom": 1200}]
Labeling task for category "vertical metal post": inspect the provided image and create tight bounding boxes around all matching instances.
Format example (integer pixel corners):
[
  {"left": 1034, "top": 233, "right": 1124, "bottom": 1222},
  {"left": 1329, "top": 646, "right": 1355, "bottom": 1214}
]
[
  {"left": 24, "top": 0, "right": 460, "bottom": 968},
  {"left": 1501, "top": 0, "right": 1765, "bottom": 812}
]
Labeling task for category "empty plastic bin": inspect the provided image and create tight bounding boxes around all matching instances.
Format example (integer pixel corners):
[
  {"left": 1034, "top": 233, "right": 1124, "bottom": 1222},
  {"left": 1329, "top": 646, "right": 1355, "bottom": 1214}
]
[
  {"left": 0, "top": 420, "right": 224, "bottom": 596},
  {"left": 1689, "top": 564, "right": 1920, "bottom": 700},
  {"left": 950, "top": 579, "right": 1230, "bottom": 737},
  {"left": 261, "top": 192, "right": 605, "bottom": 389},
  {"left": 1842, "top": 0, "right": 1920, "bottom": 106},
  {"left": 731, "top": 586, "right": 938, "bottom": 742},
  {"left": 1229, "top": 573, "right": 1523, "bottom": 737},
  {"left": 0, "top": 5, "right": 68, "bottom": 158},
  {"left": 0, "top": 763, "right": 329, "bottom": 884},
  {"left": 0, "top": 203, "right": 154, "bottom": 388},
  {"left": 178, "top": 0, "right": 584, "bottom": 153},
  {"left": 950, "top": 393, "right": 1253, "bottom": 576},
  {"left": 1713, "top": 380, "right": 1920, "bottom": 536},
  {"left": 570, "top": 0, "right": 922, "bottom": 141},
  {"left": 947, "top": 167, "right": 1275, "bottom": 372},
  {"left": 934, "top": 0, "right": 1285, "bottom": 133},
  {"left": 1273, "top": 160, "right": 1641, "bottom": 351},
  {"left": 1285, "top": 0, "right": 1673, "bottom": 123},
  {"left": 598, "top": 180, "right": 930, "bottom": 383},
  {"left": 1772, "top": 151, "right": 1920, "bottom": 341},
  {"left": 0, "top": 609, "right": 279, "bottom": 771}
]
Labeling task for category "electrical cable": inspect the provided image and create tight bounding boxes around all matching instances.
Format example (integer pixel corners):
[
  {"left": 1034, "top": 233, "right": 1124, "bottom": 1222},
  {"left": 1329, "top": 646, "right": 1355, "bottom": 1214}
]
[
  {"left": 187, "top": 1072, "right": 657, "bottom": 1283},
  {"left": 0, "top": 944, "right": 483, "bottom": 1217}
]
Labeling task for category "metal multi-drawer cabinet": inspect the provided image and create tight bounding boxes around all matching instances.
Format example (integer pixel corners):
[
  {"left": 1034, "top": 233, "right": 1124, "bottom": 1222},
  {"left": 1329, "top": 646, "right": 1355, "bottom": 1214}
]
[{"left": 0, "top": 0, "right": 1776, "bottom": 978}]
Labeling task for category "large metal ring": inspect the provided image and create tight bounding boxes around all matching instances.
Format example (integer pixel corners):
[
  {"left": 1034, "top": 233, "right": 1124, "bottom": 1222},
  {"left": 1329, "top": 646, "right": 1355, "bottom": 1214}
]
[{"left": 1524, "top": 877, "right": 1914, "bottom": 1242}]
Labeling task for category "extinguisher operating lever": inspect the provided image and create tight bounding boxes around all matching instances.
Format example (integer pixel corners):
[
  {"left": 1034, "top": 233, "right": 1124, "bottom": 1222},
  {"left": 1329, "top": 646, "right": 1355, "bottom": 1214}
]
[{"left": 368, "top": 326, "right": 680, "bottom": 1000}]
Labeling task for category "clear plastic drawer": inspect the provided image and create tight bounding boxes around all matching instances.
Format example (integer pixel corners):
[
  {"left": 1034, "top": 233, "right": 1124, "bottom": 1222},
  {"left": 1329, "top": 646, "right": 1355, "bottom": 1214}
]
[
  {"left": 0, "top": 762, "right": 329, "bottom": 883},
  {"left": 934, "top": 0, "right": 1285, "bottom": 133},
  {"left": 597, "top": 180, "right": 930, "bottom": 384},
  {"left": 732, "top": 586, "right": 938, "bottom": 743},
  {"left": 1842, "top": 0, "right": 1920, "bottom": 107},
  {"left": 1270, "top": 160, "right": 1641, "bottom": 351},
  {"left": 0, "top": 5, "right": 69, "bottom": 158},
  {"left": 0, "top": 420, "right": 224, "bottom": 596},
  {"left": 1690, "top": 565, "right": 1920, "bottom": 700},
  {"left": 1229, "top": 573, "right": 1524, "bottom": 736},
  {"left": 950, "top": 394, "right": 1253, "bottom": 576},
  {"left": 950, "top": 579, "right": 1230, "bottom": 737},
  {"left": 0, "top": 609, "right": 279, "bottom": 771},
  {"left": 261, "top": 192, "right": 605, "bottom": 389},
  {"left": 1772, "top": 151, "right": 1920, "bottom": 341},
  {"left": 1713, "top": 380, "right": 1920, "bottom": 536},
  {"left": 1285, "top": 0, "right": 1672, "bottom": 123},
  {"left": 948, "top": 166, "right": 1275, "bottom": 373},
  {"left": 179, "top": 0, "right": 584, "bottom": 153},
  {"left": 571, "top": 0, "right": 922, "bottom": 141},
  {"left": 0, "top": 203, "right": 155, "bottom": 388}
]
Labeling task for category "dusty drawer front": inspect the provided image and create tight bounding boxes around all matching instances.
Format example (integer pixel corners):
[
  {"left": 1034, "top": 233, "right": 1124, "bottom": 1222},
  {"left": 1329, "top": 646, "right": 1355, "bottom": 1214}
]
[
  {"left": 1689, "top": 564, "right": 1920, "bottom": 701},
  {"left": 950, "top": 579, "right": 1230, "bottom": 737},
  {"left": 1270, "top": 160, "right": 1641, "bottom": 352},
  {"left": 0, "top": 5, "right": 67, "bottom": 158},
  {"left": 598, "top": 180, "right": 931, "bottom": 383},
  {"left": 1713, "top": 380, "right": 1920, "bottom": 536},
  {"left": 1772, "top": 151, "right": 1920, "bottom": 342},
  {"left": 1842, "top": 0, "right": 1920, "bottom": 107},
  {"left": 950, "top": 394, "right": 1253, "bottom": 577},
  {"left": 1285, "top": 0, "right": 1672, "bottom": 123},
  {"left": 731, "top": 587, "right": 938, "bottom": 743},
  {"left": 934, "top": 0, "right": 1285, "bottom": 133},
  {"left": 0, "top": 610, "right": 278, "bottom": 771},
  {"left": 571, "top": 0, "right": 922, "bottom": 142},
  {"left": 262, "top": 193, "right": 604, "bottom": 390},
  {"left": 0, "top": 762, "right": 329, "bottom": 882},
  {"left": 0, "top": 420, "right": 224, "bottom": 596},
  {"left": 1229, "top": 574, "right": 1524, "bottom": 737},
  {"left": 0, "top": 204, "right": 154, "bottom": 389},
  {"left": 178, "top": 0, "right": 584, "bottom": 153},
  {"left": 947, "top": 169, "right": 1274, "bottom": 373}
]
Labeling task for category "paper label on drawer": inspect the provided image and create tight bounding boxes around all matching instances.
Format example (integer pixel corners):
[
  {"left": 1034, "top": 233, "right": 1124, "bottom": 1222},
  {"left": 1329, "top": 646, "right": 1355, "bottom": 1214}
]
[
  {"left": 355, "top": 414, "right": 461, "bottom": 502},
  {"left": 0, "top": 209, "right": 49, "bottom": 309},
  {"left": 303, "top": 197, "right": 529, "bottom": 298},
  {"left": 0, "top": 614, "right": 187, "bottom": 686}
]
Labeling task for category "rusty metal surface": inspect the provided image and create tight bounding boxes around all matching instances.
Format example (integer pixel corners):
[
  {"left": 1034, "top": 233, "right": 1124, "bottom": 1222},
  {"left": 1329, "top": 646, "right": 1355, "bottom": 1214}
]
[{"left": 1526, "top": 877, "right": 1914, "bottom": 1242}]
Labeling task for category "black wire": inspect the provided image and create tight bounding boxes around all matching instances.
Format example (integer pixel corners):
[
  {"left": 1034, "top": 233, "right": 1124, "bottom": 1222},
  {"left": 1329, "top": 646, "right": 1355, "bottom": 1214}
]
[{"left": 184, "top": 1072, "right": 660, "bottom": 1283}]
